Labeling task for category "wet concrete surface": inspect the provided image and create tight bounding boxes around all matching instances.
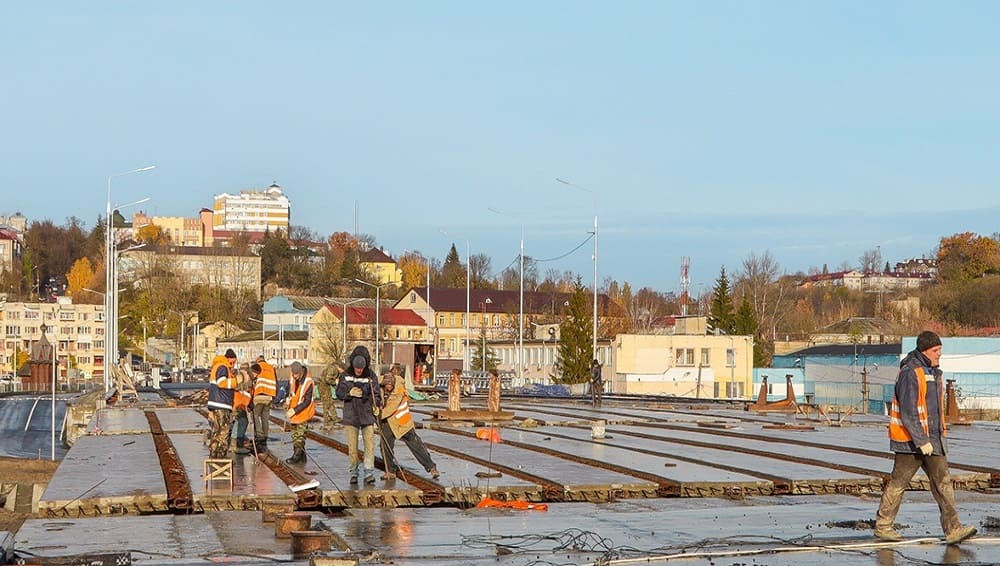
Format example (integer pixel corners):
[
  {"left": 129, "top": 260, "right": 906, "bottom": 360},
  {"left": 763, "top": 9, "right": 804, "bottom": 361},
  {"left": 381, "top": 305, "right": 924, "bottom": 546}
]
[{"left": 15, "top": 492, "right": 1000, "bottom": 565}]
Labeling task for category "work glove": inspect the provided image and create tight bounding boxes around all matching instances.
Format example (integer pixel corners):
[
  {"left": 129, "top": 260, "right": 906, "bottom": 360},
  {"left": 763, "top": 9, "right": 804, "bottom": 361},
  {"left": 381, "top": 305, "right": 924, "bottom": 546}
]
[
  {"left": 285, "top": 408, "right": 295, "bottom": 419},
  {"left": 919, "top": 442, "right": 933, "bottom": 456},
  {"left": 349, "top": 386, "right": 363, "bottom": 398}
]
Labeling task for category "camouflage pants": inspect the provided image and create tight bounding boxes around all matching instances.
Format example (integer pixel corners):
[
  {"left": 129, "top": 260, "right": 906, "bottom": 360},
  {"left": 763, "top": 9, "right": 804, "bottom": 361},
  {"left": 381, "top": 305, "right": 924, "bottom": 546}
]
[
  {"left": 317, "top": 381, "right": 339, "bottom": 427},
  {"left": 290, "top": 422, "right": 309, "bottom": 451},
  {"left": 208, "top": 409, "right": 233, "bottom": 458}
]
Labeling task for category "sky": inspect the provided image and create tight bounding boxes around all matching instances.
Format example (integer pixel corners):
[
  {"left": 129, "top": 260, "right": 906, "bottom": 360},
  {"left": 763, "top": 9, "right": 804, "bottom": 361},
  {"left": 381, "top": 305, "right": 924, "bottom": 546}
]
[{"left": 3, "top": 2, "right": 999, "bottom": 294}]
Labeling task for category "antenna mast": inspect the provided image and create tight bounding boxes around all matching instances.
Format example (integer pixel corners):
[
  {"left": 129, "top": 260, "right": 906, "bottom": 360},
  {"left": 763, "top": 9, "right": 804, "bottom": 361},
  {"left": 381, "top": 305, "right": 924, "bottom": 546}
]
[{"left": 680, "top": 256, "right": 690, "bottom": 316}]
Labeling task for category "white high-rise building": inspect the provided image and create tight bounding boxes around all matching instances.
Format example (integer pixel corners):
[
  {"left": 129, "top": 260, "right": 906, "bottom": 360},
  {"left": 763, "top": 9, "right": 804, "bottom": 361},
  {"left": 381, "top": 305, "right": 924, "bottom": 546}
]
[{"left": 212, "top": 182, "right": 290, "bottom": 234}]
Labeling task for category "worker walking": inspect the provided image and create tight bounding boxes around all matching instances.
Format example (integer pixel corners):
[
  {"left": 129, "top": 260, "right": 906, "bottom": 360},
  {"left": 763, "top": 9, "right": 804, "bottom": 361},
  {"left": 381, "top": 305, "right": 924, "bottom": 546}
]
[
  {"left": 336, "top": 345, "right": 381, "bottom": 486},
  {"left": 206, "top": 349, "right": 239, "bottom": 458},
  {"left": 250, "top": 356, "right": 277, "bottom": 450},
  {"left": 379, "top": 368, "right": 439, "bottom": 481},
  {"left": 874, "top": 331, "right": 976, "bottom": 544},
  {"left": 284, "top": 361, "right": 315, "bottom": 465}
]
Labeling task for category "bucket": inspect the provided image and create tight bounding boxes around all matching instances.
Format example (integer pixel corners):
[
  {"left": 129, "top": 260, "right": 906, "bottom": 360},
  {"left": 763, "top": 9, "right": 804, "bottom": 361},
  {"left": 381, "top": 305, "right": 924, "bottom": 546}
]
[
  {"left": 275, "top": 512, "right": 312, "bottom": 538},
  {"left": 591, "top": 420, "right": 606, "bottom": 439},
  {"left": 261, "top": 498, "right": 297, "bottom": 523},
  {"left": 290, "top": 530, "right": 334, "bottom": 558}
]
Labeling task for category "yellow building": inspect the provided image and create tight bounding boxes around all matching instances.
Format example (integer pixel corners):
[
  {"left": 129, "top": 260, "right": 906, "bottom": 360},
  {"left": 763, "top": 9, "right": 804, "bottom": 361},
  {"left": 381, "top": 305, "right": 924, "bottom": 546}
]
[
  {"left": 133, "top": 212, "right": 209, "bottom": 247},
  {"left": 612, "top": 333, "right": 754, "bottom": 399},
  {"left": 359, "top": 248, "right": 403, "bottom": 287}
]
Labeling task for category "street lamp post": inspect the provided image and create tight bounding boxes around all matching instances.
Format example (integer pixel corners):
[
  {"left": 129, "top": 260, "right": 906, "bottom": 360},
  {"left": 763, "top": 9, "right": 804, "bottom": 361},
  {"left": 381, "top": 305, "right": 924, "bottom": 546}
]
[
  {"left": 556, "top": 178, "right": 599, "bottom": 363},
  {"left": 354, "top": 279, "right": 391, "bottom": 368},
  {"left": 249, "top": 317, "right": 266, "bottom": 358},
  {"left": 440, "top": 231, "right": 472, "bottom": 372},
  {"left": 105, "top": 165, "right": 154, "bottom": 392},
  {"left": 487, "top": 208, "right": 524, "bottom": 385}
]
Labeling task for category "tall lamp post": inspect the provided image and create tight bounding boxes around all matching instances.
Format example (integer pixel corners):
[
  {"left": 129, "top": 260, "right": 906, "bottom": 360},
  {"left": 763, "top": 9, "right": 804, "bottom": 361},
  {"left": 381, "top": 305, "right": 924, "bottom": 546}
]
[
  {"left": 487, "top": 208, "right": 524, "bottom": 385},
  {"left": 354, "top": 279, "right": 392, "bottom": 367},
  {"left": 325, "top": 298, "right": 365, "bottom": 359},
  {"left": 105, "top": 165, "right": 154, "bottom": 392},
  {"left": 249, "top": 316, "right": 267, "bottom": 358},
  {"left": 556, "top": 178, "right": 599, "bottom": 364}
]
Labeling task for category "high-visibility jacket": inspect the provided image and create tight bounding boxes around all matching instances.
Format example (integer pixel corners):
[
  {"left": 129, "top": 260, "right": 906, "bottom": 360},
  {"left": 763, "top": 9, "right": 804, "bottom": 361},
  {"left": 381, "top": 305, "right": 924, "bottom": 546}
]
[
  {"left": 207, "top": 355, "right": 237, "bottom": 411},
  {"left": 253, "top": 360, "right": 277, "bottom": 397},
  {"left": 889, "top": 366, "right": 946, "bottom": 443},
  {"left": 234, "top": 389, "right": 252, "bottom": 411},
  {"left": 288, "top": 373, "right": 316, "bottom": 424},
  {"left": 380, "top": 375, "right": 414, "bottom": 439}
]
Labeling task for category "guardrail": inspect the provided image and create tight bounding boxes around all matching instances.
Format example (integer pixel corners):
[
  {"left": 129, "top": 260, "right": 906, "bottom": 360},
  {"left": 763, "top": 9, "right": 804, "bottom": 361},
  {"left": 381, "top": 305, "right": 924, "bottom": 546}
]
[{"left": 432, "top": 370, "right": 514, "bottom": 392}]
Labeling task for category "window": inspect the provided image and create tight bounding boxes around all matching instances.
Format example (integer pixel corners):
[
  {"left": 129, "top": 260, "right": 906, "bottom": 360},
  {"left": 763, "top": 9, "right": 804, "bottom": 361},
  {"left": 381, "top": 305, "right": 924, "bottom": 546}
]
[
  {"left": 676, "top": 348, "right": 695, "bottom": 366},
  {"left": 726, "top": 348, "right": 736, "bottom": 368},
  {"left": 409, "top": 292, "right": 416, "bottom": 304},
  {"left": 700, "top": 348, "right": 710, "bottom": 366}
]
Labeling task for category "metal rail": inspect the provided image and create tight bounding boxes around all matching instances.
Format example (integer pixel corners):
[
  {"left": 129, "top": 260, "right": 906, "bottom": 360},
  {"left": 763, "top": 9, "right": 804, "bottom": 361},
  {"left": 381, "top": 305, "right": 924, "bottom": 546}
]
[{"left": 144, "top": 410, "right": 193, "bottom": 511}]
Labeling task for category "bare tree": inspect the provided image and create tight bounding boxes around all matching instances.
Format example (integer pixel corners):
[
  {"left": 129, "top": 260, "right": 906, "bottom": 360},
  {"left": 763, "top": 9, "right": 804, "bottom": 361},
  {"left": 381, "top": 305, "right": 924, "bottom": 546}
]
[
  {"left": 859, "top": 247, "right": 883, "bottom": 273},
  {"left": 737, "top": 250, "right": 788, "bottom": 346}
]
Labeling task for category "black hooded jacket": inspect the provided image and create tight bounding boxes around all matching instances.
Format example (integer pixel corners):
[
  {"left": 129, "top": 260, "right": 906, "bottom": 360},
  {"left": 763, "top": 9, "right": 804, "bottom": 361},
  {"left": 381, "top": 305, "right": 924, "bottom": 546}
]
[{"left": 335, "top": 345, "right": 381, "bottom": 426}]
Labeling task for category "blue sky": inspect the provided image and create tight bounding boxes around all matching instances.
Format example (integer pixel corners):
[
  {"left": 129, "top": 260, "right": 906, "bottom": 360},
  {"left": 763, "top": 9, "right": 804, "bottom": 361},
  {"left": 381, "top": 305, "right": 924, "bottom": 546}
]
[{"left": 3, "top": 2, "right": 998, "bottom": 292}]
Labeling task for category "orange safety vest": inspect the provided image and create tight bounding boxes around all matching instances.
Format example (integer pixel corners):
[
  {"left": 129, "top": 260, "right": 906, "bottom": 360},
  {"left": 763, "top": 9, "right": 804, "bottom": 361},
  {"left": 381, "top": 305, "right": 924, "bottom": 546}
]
[
  {"left": 888, "top": 367, "right": 946, "bottom": 442},
  {"left": 288, "top": 374, "right": 316, "bottom": 424},
  {"left": 234, "top": 390, "right": 252, "bottom": 411},
  {"left": 210, "top": 356, "right": 238, "bottom": 390},
  {"left": 253, "top": 360, "right": 277, "bottom": 397}
]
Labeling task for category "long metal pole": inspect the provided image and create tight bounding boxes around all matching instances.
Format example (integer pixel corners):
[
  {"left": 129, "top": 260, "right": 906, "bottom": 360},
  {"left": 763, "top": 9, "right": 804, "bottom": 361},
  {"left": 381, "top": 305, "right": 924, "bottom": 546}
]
[
  {"left": 592, "top": 210, "right": 598, "bottom": 361},
  {"left": 375, "top": 286, "right": 380, "bottom": 367},
  {"left": 518, "top": 223, "right": 524, "bottom": 385},
  {"left": 51, "top": 316, "right": 56, "bottom": 460},
  {"left": 342, "top": 304, "right": 348, "bottom": 355},
  {"left": 104, "top": 179, "right": 112, "bottom": 392},
  {"left": 465, "top": 240, "right": 470, "bottom": 373}
]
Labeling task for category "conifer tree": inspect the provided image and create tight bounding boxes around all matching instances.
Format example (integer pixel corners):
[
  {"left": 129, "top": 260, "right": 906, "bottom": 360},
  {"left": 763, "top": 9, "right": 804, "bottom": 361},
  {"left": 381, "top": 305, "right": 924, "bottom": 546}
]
[
  {"left": 707, "top": 266, "right": 736, "bottom": 335},
  {"left": 553, "top": 279, "right": 593, "bottom": 384},
  {"left": 470, "top": 326, "right": 500, "bottom": 371}
]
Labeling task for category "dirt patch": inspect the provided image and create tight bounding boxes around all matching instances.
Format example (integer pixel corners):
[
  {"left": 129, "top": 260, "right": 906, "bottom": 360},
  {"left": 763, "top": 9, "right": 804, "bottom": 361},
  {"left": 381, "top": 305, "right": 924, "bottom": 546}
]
[{"left": 0, "top": 456, "right": 59, "bottom": 534}]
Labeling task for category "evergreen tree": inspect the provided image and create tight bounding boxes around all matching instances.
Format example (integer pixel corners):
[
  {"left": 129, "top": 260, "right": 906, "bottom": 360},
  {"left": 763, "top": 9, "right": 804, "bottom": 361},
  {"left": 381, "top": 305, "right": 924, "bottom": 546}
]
[
  {"left": 707, "top": 266, "right": 736, "bottom": 335},
  {"left": 553, "top": 279, "right": 593, "bottom": 384},
  {"left": 441, "top": 244, "right": 465, "bottom": 287},
  {"left": 470, "top": 326, "right": 500, "bottom": 371}
]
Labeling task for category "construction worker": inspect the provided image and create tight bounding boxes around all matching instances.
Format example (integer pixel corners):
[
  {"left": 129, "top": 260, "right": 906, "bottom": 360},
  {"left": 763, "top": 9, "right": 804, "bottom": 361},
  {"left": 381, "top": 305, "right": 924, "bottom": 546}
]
[
  {"left": 206, "top": 349, "right": 239, "bottom": 458},
  {"left": 232, "top": 362, "right": 253, "bottom": 454},
  {"left": 590, "top": 359, "right": 603, "bottom": 408},
  {"left": 251, "top": 355, "right": 277, "bottom": 449},
  {"left": 874, "top": 331, "right": 977, "bottom": 544},
  {"left": 379, "top": 369, "right": 439, "bottom": 481},
  {"left": 336, "top": 345, "right": 381, "bottom": 485},
  {"left": 317, "top": 362, "right": 342, "bottom": 431},
  {"left": 284, "top": 361, "right": 315, "bottom": 464}
]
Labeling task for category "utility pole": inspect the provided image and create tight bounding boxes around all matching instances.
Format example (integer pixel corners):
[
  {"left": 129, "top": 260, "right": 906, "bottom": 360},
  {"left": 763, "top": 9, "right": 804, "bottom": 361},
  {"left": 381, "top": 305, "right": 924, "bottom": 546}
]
[{"left": 861, "top": 364, "right": 869, "bottom": 415}]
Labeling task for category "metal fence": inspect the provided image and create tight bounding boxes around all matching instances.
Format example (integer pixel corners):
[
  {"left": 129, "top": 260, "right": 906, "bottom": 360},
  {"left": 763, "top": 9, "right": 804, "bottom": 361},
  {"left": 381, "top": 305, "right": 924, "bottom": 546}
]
[{"left": 432, "top": 370, "right": 514, "bottom": 392}]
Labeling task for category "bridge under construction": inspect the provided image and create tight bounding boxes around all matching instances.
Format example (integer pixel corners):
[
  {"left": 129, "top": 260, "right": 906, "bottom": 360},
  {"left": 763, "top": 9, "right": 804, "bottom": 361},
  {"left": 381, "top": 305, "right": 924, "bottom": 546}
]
[{"left": 5, "top": 388, "right": 1000, "bottom": 565}]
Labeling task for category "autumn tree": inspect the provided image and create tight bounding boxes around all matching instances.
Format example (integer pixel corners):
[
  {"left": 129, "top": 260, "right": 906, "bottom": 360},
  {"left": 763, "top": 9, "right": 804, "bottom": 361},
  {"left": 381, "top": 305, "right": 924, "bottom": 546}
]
[
  {"left": 136, "top": 224, "right": 170, "bottom": 245},
  {"left": 66, "top": 257, "right": 99, "bottom": 304},
  {"left": 937, "top": 232, "right": 1000, "bottom": 281}
]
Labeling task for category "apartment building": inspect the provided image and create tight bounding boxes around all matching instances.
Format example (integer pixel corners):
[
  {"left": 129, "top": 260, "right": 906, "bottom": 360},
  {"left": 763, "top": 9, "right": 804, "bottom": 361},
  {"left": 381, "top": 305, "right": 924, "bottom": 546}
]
[
  {"left": 212, "top": 182, "right": 290, "bottom": 234},
  {"left": 123, "top": 245, "right": 262, "bottom": 299},
  {"left": 1, "top": 298, "right": 106, "bottom": 387}
]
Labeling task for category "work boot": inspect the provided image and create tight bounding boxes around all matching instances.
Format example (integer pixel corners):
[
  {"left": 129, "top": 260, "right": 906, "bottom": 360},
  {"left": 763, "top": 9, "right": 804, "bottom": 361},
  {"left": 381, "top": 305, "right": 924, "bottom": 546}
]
[
  {"left": 874, "top": 528, "right": 903, "bottom": 542},
  {"left": 234, "top": 446, "right": 250, "bottom": 455},
  {"left": 349, "top": 476, "right": 358, "bottom": 485},
  {"left": 364, "top": 475, "right": 375, "bottom": 485},
  {"left": 285, "top": 448, "right": 305, "bottom": 465},
  {"left": 430, "top": 467, "right": 440, "bottom": 480},
  {"left": 945, "top": 525, "right": 977, "bottom": 545}
]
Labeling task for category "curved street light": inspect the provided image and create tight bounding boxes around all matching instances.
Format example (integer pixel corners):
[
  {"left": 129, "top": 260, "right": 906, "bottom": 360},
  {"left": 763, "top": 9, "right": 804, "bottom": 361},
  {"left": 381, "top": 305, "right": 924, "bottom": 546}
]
[
  {"left": 353, "top": 279, "right": 393, "bottom": 367},
  {"left": 104, "top": 165, "right": 155, "bottom": 392},
  {"left": 487, "top": 207, "right": 524, "bottom": 385},
  {"left": 556, "top": 178, "right": 599, "bottom": 367}
]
